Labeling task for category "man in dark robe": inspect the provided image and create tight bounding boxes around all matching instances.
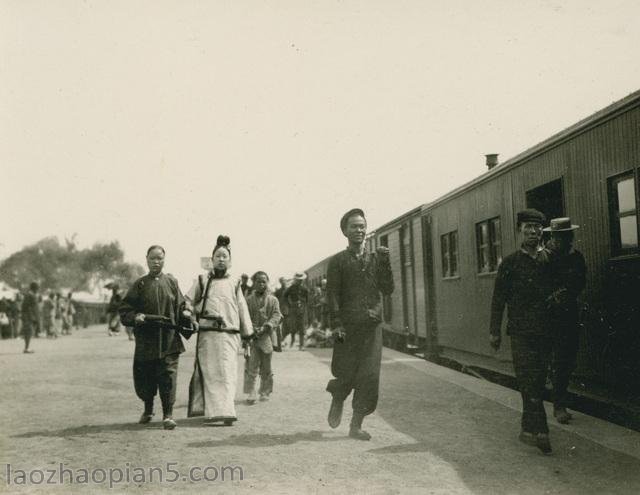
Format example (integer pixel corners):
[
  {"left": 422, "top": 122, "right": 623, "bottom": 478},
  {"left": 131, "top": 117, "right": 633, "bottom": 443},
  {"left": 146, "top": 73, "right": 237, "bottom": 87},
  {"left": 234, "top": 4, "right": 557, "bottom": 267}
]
[
  {"left": 544, "top": 217, "right": 587, "bottom": 424},
  {"left": 490, "top": 208, "right": 554, "bottom": 454},
  {"left": 119, "top": 245, "right": 192, "bottom": 430},
  {"left": 284, "top": 273, "right": 309, "bottom": 349},
  {"left": 273, "top": 277, "right": 288, "bottom": 351},
  {"left": 326, "top": 208, "right": 394, "bottom": 440},
  {"left": 21, "top": 282, "right": 40, "bottom": 354}
]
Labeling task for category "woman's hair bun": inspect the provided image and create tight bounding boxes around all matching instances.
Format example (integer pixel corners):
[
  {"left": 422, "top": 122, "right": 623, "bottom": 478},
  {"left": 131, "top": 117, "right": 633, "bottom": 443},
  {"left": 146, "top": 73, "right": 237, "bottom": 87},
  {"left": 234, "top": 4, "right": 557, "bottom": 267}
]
[{"left": 216, "top": 235, "right": 231, "bottom": 247}]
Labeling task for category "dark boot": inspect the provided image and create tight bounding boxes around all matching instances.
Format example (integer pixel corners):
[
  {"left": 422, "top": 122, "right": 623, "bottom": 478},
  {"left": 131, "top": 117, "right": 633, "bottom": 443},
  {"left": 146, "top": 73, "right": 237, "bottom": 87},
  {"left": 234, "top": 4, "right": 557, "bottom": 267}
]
[
  {"left": 328, "top": 397, "right": 344, "bottom": 429},
  {"left": 349, "top": 413, "right": 371, "bottom": 441},
  {"left": 554, "top": 407, "right": 572, "bottom": 424},
  {"left": 139, "top": 400, "right": 154, "bottom": 424},
  {"left": 536, "top": 434, "right": 552, "bottom": 455},
  {"left": 518, "top": 430, "right": 536, "bottom": 446}
]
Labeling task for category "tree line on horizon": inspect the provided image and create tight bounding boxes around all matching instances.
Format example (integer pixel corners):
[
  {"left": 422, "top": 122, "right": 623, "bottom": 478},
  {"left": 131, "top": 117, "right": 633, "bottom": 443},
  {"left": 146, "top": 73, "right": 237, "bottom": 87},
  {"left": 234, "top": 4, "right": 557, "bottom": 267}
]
[{"left": 0, "top": 236, "right": 144, "bottom": 293}]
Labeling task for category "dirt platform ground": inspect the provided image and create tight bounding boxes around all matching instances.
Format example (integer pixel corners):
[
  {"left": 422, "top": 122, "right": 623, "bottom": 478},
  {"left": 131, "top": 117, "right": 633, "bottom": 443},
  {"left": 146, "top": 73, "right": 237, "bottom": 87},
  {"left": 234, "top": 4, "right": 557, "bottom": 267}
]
[{"left": 1, "top": 325, "right": 640, "bottom": 494}]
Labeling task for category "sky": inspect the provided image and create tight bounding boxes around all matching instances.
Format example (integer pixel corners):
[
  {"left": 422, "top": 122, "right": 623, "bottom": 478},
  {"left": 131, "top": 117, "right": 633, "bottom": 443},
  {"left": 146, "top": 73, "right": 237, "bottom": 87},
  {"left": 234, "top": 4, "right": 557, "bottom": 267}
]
[{"left": 1, "top": 0, "right": 639, "bottom": 290}]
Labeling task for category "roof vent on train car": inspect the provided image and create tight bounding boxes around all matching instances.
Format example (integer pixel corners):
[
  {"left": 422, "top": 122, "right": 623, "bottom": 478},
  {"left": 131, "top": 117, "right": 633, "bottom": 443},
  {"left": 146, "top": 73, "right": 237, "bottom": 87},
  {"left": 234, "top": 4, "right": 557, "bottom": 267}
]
[{"left": 485, "top": 153, "right": 499, "bottom": 170}]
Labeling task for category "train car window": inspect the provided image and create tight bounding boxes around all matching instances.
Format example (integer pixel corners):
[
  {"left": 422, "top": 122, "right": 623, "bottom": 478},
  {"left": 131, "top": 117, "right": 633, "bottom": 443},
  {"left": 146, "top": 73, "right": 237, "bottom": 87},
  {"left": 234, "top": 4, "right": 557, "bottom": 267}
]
[
  {"left": 476, "top": 217, "right": 501, "bottom": 273},
  {"left": 608, "top": 171, "right": 639, "bottom": 255},
  {"left": 441, "top": 230, "right": 458, "bottom": 278}
]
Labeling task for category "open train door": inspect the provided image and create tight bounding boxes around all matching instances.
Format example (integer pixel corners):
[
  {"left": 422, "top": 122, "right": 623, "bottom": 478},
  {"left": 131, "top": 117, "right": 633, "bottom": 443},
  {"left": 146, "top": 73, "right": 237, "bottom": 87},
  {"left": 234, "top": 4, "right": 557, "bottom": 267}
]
[{"left": 525, "top": 178, "right": 566, "bottom": 229}]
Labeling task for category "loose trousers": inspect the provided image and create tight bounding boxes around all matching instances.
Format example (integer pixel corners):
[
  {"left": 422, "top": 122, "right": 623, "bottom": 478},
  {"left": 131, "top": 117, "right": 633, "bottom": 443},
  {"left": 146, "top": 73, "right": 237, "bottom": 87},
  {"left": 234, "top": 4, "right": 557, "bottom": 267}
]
[
  {"left": 326, "top": 322, "right": 382, "bottom": 417},
  {"left": 243, "top": 345, "right": 273, "bottom": 399},
  {"left": 551, "top": 321, "right": 580, "bottom": 410},
  {"left": 511, "top": 334, "right": 552, "bottom": 434},
  {"left": 133, "top": 353, "right": 179, "bottom": 416}
]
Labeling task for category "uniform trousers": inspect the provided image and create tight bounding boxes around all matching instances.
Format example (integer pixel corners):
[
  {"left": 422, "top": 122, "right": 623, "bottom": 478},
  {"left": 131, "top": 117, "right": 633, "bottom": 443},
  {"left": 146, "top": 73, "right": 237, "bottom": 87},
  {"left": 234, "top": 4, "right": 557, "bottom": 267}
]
[
  {"left": 551, "top": 321, "right": 580, "bottom": 410},
  {"left": 511, "top": 334, "right": 552, "bottom": 434},
  {"left": 326, "top": 322, "right": 382, "bottom": 417},
  {"left": 133, "top": 353, "right": 179, "bottom": 417}
]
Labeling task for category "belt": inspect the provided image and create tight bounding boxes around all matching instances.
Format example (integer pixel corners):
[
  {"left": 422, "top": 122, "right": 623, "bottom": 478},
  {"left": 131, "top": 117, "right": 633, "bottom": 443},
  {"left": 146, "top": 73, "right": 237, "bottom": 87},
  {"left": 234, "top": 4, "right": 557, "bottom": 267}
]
[{"left": 199, "top": 327, "right": 240, "bottom": 334}]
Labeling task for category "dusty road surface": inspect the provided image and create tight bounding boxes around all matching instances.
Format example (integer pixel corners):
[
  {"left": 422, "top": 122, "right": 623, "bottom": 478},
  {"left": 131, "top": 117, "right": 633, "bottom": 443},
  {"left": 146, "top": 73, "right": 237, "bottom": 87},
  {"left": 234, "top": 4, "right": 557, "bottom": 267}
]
[{"left": 1, "top": 325, "right": 640, "bottom": 494}]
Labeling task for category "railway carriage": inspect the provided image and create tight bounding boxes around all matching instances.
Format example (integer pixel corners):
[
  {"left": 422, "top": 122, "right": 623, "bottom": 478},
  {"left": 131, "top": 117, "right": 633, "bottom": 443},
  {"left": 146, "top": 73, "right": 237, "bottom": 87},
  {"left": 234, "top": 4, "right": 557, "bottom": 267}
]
[{"left": 308, "top": 89, "right": 640, "bottom": 403}]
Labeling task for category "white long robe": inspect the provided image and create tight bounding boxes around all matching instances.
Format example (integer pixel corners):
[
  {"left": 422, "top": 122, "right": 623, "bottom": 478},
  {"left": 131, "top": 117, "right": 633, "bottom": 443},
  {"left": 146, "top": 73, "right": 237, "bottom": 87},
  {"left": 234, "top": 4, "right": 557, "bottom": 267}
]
[{"left": 186, "top": 273, "right": 252, "bottom": 421}]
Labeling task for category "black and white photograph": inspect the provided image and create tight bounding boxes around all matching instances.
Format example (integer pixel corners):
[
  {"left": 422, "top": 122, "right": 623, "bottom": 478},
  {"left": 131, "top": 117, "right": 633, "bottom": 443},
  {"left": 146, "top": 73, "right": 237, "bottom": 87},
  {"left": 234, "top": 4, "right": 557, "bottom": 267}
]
[{"left": 1, "top": 1, "right": 640, "bottom": 493}]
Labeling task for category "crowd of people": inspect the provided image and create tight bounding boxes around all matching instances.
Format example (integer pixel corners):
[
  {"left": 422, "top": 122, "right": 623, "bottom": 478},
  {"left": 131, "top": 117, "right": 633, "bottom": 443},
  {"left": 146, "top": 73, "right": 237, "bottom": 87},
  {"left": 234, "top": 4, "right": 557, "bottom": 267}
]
[
  {"left": 0, "top": 287, "right": 80, "bottom": 350},
  {"left": 3, "top": 206, "right": 585, "bottom": 453},
  {"left": 107, "top": 207, "right": 391, "bottom": 442}
]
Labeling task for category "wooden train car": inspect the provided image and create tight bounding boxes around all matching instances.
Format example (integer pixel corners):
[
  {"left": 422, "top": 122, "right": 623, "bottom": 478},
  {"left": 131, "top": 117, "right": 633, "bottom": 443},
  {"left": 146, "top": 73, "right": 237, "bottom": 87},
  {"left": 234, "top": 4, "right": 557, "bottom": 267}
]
[{"left": 308, "top": 89, "right": 640, "bottom": 402}]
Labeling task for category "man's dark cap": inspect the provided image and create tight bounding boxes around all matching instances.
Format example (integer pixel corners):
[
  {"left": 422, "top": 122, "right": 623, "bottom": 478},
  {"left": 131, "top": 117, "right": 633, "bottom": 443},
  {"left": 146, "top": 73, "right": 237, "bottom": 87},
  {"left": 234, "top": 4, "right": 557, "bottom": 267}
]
[
  {"left": 517, "top": 208, "right": 546, "bottom": 226},
  {"left": 340, "top": 208, "right": 366, "bottom": 232}
]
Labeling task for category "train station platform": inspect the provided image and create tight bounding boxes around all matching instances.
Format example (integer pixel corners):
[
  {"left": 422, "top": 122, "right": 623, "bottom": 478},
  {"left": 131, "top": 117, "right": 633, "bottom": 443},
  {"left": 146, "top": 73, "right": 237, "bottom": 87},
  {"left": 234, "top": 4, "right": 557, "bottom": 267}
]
[{"left": 1, "top": 326, "right": 639, "bottom": 494}]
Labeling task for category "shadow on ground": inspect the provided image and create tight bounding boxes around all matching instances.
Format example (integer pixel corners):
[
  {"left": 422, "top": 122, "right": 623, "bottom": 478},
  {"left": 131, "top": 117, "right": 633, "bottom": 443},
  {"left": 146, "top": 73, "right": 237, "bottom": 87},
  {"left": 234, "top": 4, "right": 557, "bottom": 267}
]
[
  {"left": 187, "top": 430, "right": 345, "bottom": 449},
  {"left": 307, "top": 348, "right": 640, "bottom": 495}
]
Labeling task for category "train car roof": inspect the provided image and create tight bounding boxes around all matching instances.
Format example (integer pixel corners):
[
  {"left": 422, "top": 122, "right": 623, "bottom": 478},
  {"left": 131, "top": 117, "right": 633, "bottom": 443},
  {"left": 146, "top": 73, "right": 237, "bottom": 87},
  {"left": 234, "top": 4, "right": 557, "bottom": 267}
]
[{"left": 420, "top": 88, "right": 640, "bottom": 212}]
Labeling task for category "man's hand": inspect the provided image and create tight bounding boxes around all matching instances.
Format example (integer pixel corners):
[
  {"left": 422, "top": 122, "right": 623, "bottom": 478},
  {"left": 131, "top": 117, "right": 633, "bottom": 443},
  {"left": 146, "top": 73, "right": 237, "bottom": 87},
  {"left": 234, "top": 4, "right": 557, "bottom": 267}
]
[
  {"left": 376, "top": 246, "right": 390, "bottom": 257},
  {"left": 489, "top": 334, "right": 501, "bottom": 351},
  {"left": 134, "top": 313, "right": 146, "bottom": 324},
  {"left": 332, "top": 327, "right": 346, "bottom": 343}
]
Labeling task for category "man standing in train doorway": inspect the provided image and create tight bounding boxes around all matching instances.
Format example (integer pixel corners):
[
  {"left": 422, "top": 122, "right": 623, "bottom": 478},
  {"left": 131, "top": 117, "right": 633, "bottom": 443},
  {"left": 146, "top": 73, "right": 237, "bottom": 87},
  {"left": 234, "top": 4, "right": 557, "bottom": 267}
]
[
  {"left": 544, "top": 217, "right": 586, "bottom": 425},
  {"left": 489, "top": 208, "right": 554, "bottom": 455},
  {"left": 326, "top": 208, "right": 394, "bottom": 440}
]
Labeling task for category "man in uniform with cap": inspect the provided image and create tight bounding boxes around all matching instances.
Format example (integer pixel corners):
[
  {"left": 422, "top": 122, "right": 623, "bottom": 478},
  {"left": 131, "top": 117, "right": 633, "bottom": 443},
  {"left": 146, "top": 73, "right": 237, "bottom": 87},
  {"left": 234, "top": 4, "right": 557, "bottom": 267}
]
[
  {"left": 490, "top": 208, "right": 554, "bottom": 454},
  {"left": 544, "top": 217, "right": 586, "bottom": 424},
  {"left": 326, "top": 208, "right": 394, "bottom": 440}
]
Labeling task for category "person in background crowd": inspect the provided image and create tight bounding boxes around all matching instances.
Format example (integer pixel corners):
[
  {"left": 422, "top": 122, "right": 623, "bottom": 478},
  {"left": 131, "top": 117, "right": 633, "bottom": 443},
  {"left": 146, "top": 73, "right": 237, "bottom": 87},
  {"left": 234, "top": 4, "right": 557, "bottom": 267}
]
[
  {"left": 35, "top": 293, "right": 44, "bottom": 338},
  {"left": 326, "top": 208, "right": 394, "bottom": 441},
  {"left": 42, "top": 292, "right": 58, "bottom": 339},
  {"left": 284, "top": 272, "right": 309, "bottom": 350},
  {"left": 240, "top": 273, "right": 252, "bottom": 297},
  {"left": 311, "top": 286, "right": 324, "bottom": 328},
  {"left": 62, "top": 292, "right": 75, "bottom": 335},
  {"left": 106, "top": 284, "right": 123, "bottom": 336},
  {"left": 318, "top": 278, "right": 329, "bottom": 330},
  {"left": 273, "top": 277, "right": 288, "bottom": 351},
  {"left": 490, "top": 208, "right": 554, "bottom": 455},
  {"left": 12, "top": 293, "right": 23, "bottom": 338},
  {"left": 54, "top": 293, "right": 64, "bottom": 336},
  {"left": 185, "top": 235, "right": 253, "bottom": 426},
  {"left": 243, "top": 271, "right": 282, "bottom": 404},
  {"left": 21, "top": 282, "right": 40, "bottom": 353},
  {"left": 119, "top": 245, "right": 193, "bottom": 430},
  {"left": 544, "top": 217, "right": 587, "bottom": 425},
  {"left": 0, "top": 298, "right": 11, "bottom": 339}
]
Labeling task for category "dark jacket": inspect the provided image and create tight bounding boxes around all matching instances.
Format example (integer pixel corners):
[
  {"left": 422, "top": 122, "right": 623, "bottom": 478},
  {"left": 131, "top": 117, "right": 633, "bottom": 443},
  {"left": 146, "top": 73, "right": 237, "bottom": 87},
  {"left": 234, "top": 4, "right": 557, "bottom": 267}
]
[
  {"left": 327, "top": 247, "right": 394, "bottom": 328},
  {"left": 490, "top": 249, "right": 552, "bottom": 337},
  {"left": 546, "top": 247, "right": 587, "bottom": 324},
  {"left": 119, "top": 273, "right": 186, "bottom": 361}
]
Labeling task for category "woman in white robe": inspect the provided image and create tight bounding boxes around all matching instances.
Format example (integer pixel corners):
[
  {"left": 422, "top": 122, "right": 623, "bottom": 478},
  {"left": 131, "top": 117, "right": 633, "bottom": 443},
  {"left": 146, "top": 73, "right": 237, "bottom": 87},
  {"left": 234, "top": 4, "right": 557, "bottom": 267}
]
[{"left": 185, "top": 235, "right": 253, "bottom": 425}]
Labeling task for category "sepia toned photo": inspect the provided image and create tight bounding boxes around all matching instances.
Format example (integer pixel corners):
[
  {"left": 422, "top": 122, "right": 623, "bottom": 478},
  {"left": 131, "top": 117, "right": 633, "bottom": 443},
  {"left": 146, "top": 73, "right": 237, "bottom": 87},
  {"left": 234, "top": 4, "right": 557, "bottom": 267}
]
[{"left": 1, "top": 1, "right": 640, "bottom": 493}]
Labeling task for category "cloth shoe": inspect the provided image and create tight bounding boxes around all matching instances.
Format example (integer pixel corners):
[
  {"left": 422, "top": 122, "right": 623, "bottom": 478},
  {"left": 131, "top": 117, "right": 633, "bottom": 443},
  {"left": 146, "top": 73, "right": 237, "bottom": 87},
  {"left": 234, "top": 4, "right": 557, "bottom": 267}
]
[
  {"left": 327, "top": 397, "right": 344, "bottom": 429},
  {"left": 348, "top": 427, "right": 372, "bottom": 441},
  {"left": 163, "top": 417, "right": 177, "bottom": 430},
  {"left": 139, "top": 412, "right": 154, "bottom": 424}
]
